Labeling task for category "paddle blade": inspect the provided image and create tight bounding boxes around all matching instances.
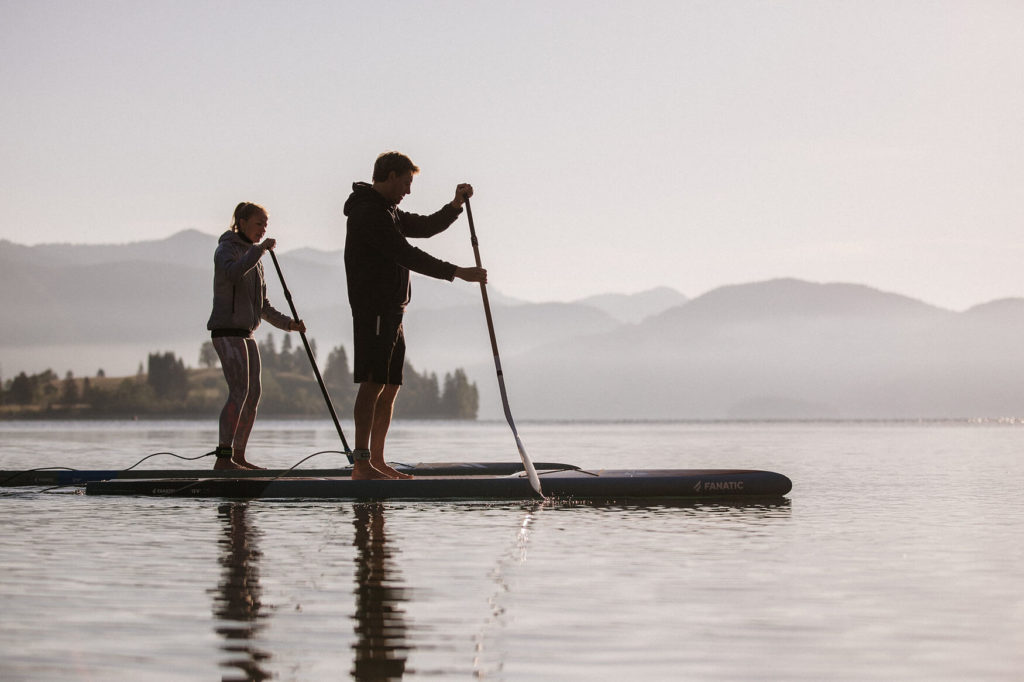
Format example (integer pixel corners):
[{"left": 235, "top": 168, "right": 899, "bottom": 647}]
[{"left": 515, "top": 435, "right": 544, "bottom": 498}]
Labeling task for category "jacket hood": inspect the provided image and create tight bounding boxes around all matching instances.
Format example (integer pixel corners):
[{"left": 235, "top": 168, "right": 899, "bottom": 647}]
[
  {"left": 218, "top": 229, "right": 252, "bottom": 246},
  {"left": 344, "top": 182, "right": 389, "bottom": 216}
]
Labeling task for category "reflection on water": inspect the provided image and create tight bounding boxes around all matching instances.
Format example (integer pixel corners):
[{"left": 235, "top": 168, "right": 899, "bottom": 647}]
[
  {"left": 351, "top": 502, "right": 409, "bottom": 681},
  {"left": 201, "top": 498, "right": 790, "bottom": 681},
  {"left": 5, "top": 421, "right": 1023, "bottom": 680},
  {"left": 208, "top": 501, "right": 413, "bottom": 681},
  {"left": 210, "top": 503, "right": 272, "bottom": 682},
  {"left": 474, "top": 506, "right": 538, "bottom": 678}
]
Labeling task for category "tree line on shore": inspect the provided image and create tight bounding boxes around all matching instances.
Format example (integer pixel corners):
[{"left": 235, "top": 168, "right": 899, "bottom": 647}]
[{"left": 0, "top": 333, "right": 479, "bottom": 420}]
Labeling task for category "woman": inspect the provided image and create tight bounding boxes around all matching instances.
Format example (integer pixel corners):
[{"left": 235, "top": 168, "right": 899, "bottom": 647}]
[{"left": 207, "top": 202, "right": 305, "bottom": 470}]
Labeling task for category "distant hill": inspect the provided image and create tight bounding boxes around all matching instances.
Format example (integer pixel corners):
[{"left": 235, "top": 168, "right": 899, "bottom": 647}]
[
  {"left": 576, "top": 287, "right": 688, "bottom": 324},
  {"left": 0, "top": 229, "right": 216, "bottom": 269},
  {"left": 0, "top": 231, "right": 680, "bottom": 387},
  {"left": 649, "top": 278, "right": 943, "bottom": 324},
  {"left": 6, "top": 233, "right": 1024, "bottom": 420},
  {"left": 476, "top": 279, "right": 1024, "bottom": 419}
]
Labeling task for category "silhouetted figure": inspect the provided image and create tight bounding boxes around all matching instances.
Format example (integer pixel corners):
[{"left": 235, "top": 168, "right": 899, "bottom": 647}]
[
  {"left": 344, "top": 151, "right": 486, "bottom": 479},
  {"left": 207, "top": 201, "right": 306, "bottom": 470},
  {"left": 351, "top": 502, "right": 409, "bottom": 680},
  {"left": 211, "top": 502, "right": 272, "bottom": 681}
]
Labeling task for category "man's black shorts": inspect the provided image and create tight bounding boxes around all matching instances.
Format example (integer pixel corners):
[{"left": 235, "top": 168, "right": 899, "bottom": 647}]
[{"left": 352, "top": 312, "right": 405, "bottom": 385}]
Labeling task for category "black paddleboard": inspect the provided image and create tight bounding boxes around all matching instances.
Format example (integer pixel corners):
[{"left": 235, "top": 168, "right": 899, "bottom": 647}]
[{"left": 84, "top": 468, "right": 792, "bottom": 501}]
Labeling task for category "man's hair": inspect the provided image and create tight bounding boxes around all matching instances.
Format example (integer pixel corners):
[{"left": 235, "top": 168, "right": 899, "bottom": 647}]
[{"left": 372, "top": 151, "right": 419, "bottom": 182}]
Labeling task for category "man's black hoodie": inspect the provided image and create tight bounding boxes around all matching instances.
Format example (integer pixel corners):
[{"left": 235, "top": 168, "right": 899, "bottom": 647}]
[{"left": 343, "top": 182, "right": 461, "bottom": 315}]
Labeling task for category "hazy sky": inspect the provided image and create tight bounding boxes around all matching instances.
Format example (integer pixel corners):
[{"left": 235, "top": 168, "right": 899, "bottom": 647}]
[{"left": 2, "top": 1, "right": 1022, "bottom": 310}]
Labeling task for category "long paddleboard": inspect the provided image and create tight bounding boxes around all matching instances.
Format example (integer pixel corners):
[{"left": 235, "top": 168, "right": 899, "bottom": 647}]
[
  {"left": 84, "top": 468, "right": 792, "bottom": 501},
  {"left": 0, "top": 462, "right": 578, "bottom": 487}
]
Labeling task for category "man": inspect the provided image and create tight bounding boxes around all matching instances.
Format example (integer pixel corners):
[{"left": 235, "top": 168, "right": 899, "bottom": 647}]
[{"left": 344, "top": 151, "right": 487, "bottom": 480}]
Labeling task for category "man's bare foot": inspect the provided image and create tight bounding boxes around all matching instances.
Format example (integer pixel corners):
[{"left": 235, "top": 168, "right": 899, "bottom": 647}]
[
  {"left": 351, "top": 461, "right": 392, "bottom": 480},
  {"left": 376, "top": 462, "right": 414, "bottom": 480},
  {"left": 213, "top": 458, "right": 247, "bottom": 470},
  {"left": 234, "top": 459, "right": 265, "bottom": 470}
]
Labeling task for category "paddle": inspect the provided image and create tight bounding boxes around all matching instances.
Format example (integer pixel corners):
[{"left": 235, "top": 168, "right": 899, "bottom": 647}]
[
  {"left": 268, "top": 249, "right": 354, "bottom": 463},
  {"left": 463, "top": 197, "right": 544, "bottom": 498}
]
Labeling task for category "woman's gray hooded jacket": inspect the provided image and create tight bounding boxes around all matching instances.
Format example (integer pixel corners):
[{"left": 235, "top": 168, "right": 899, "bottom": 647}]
[{"left": 206, "top": 230, "right": 293, "bottom": 334}]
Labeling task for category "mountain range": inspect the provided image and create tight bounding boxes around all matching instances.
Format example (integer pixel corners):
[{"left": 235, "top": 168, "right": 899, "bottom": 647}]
[{"left": 3, "top": 230, "right": 1024, "bottom": 420}]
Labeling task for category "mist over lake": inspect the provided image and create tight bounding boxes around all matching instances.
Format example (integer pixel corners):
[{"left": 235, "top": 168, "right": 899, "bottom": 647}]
[{"left": 4, "top": 232, "right": 1024, "bottom": 421}]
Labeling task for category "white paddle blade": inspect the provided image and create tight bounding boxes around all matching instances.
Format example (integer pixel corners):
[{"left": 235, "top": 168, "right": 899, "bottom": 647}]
[{"left": 515, "top": 435, "right": 544, "bottom": 498}]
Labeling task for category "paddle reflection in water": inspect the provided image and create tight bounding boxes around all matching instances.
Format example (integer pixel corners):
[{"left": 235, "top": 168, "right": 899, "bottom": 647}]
[
  {"left": 473, "top": 505, "right": 539, "bottom": 678},
  {"left": 210, "top": 502, "right": 272, "bottom": 682},
  {"left": 351, "top": 502, "right": 409, "bottom": 680}
]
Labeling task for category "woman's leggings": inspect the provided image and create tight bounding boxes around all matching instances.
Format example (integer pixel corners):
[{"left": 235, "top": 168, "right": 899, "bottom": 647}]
[{"left": 213, "top": 336, "right": 261, "bottom": 455}]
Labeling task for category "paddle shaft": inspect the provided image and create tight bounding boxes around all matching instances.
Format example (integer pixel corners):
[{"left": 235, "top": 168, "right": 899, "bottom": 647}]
[
  {"left": 268, "top": 250, "right": 353, "bottom": 461},
  {"left": 464, "top": 198, "right": 543, "bottom": 497}
]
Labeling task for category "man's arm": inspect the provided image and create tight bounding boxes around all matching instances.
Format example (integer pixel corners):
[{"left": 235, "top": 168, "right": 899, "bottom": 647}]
[
  {"left": 355, "top": 206, "right": 458, "bottom": 280},
  {"left": 400, "top": 183, "right": 474, "bottom": 238},
  {"left": 398, "top": 203, "right": 461, "bottom": 239},
  {"left": 369, "top": 221, "right": 485, "bottom": 284},
  {"left": 454, "top": 266, "right": 487, "bottom": 283}
]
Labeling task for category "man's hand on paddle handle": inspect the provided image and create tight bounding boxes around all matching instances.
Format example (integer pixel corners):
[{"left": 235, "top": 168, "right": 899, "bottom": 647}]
[
  {"left": 451, "top": 183, "right": 484, "bottom": 283},
  {"left": 451, "top": 183, "right": 473, "bottom": 208},
  {"left": 455, "top": 266, "right": 487, "bottom": 284},
  {"left": 289, "top": 319, "right": 306, "bottom": 333}
]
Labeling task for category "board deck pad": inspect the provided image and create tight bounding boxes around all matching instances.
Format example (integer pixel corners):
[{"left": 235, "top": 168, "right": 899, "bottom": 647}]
[{"left": 84, "top": 468, "right": 792, "bottom": 501}]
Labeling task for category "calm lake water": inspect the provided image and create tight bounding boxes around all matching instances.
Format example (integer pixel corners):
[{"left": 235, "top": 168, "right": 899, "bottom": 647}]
[{"left": 1, "top": 419, "right": 1022, "bottom": 681}]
